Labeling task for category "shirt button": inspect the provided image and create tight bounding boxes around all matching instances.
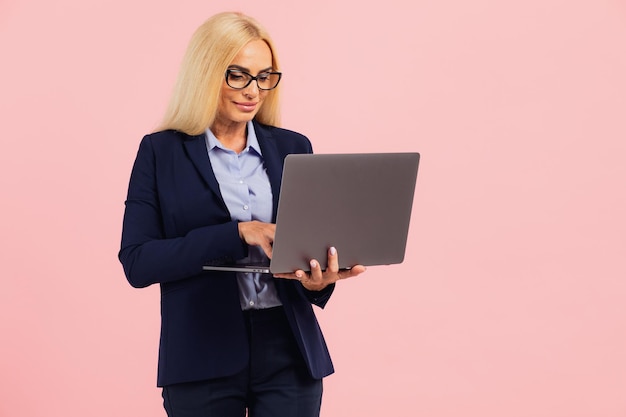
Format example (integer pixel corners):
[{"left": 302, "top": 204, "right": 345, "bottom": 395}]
[
  {"left": 249, "top": 301, "right": 255, "bottom": 306},
  {"left": 243, "top": 205, "right": 249, "bottom": 210}
]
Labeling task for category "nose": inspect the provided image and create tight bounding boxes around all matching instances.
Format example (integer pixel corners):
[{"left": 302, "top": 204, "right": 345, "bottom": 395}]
[{"left": 243, "top": 79, "right": 259, "bottom": 97}]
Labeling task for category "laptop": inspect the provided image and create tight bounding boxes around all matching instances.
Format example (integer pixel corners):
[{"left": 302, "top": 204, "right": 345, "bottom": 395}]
[{"left": 203, "top": 152, "right": 420, "bottom": 274}]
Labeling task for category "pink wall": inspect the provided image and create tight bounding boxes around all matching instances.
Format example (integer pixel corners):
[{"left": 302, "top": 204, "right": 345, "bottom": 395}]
[{"left": 1, "top": 1, "right": 625, "bottom": 416}]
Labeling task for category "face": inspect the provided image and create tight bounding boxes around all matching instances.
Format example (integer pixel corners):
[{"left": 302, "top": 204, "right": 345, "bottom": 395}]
[{"left": 215, "top": 39, "right": 274, "bottom": 129}]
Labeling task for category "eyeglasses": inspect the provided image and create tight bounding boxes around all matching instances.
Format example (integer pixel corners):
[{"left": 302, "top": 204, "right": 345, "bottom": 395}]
[{"left": 225, "top": 69, "right": 282, "bottom": 90}]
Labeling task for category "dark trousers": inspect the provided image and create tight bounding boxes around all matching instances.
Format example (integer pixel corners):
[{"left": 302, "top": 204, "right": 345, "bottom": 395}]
[{"left": 162, "top": 306, "right": 323, "bottom": 417}]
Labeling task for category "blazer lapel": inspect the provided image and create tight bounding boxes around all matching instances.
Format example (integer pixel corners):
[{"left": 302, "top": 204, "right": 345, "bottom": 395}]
[
  {"left": 182, "top": 124, "right": 283, "bottom": 220},
  {"left": 182, "top": 133, "right": 228, "bottom": 210},
  {"left": 254, "top": 122, "right": 282, "bottom": 221}
]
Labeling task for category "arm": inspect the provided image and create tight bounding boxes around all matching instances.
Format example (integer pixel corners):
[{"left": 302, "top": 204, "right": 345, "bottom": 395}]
[{"left": 118, "top": 136, "right": 247, "bottom": 288}]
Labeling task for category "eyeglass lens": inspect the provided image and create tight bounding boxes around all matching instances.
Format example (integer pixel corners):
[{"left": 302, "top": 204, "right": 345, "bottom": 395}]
[{"left": 226, "top": 70, "right": 281, "bottom": 90}]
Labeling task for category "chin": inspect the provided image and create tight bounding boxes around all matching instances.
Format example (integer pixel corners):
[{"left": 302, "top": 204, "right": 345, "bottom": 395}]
[{"left": 237, "top": 113, "right": 259, "bottom": 123}]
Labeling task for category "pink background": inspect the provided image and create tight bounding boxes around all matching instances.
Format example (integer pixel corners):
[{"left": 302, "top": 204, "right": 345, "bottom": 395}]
[{"left": 1, "top": 1, "right": 625, "bottom": 416}]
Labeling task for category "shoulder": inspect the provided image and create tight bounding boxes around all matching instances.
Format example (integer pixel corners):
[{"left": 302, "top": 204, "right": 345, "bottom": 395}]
[
  {"left": 256, "top": 123, "right": 308, "bottom": 141},
  {"left": 254, "top": 122, "right": 313, "bottom": 154},
  {"left": 140, "top": 129, "right": 202, "bottom": 148},
  {"left": 135, "top": 130, "right": 205, "bottom": 159}
]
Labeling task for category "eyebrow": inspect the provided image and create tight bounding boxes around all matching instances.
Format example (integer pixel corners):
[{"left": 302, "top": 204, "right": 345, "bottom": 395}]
[{"left": 228, "top": 65, "right": 275, "bottom": 73}]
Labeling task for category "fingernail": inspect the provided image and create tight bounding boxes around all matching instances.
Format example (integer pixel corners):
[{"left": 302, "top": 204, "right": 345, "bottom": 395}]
[
  {"left": 310, "top": 260, "right": 317, "bottom": 268},
  {"left": 296, "top": 271, "right": 303, "bottom": 278},
  {"left": 330, "top": 246, "right": 337, "bottom": 255}
]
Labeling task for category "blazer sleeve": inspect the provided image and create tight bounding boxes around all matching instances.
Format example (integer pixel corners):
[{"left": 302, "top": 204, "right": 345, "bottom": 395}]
[
  {"left": 118, "top": 135, "right": 247, "bottom": 288},
  {"left": 299, "top": 284, "right": 335, "bottom": 308}
]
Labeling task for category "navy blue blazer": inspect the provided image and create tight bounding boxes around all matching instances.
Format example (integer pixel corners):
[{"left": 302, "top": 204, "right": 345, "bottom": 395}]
[{"left": 119, "top": 121, "right": 335, "bottom": 387}]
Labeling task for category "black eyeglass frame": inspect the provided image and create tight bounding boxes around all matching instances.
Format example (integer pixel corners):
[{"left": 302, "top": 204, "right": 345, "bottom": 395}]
[{"left": 224, "top": 69, "right": 283, "bottom": 90}]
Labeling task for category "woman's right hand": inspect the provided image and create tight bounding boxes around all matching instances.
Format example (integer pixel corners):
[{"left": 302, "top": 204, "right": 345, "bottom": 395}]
[{"left": 237, "top": 221, "right": 276, "bottom": 259}]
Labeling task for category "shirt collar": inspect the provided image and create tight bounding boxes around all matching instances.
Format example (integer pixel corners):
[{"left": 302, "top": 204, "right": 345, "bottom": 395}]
[{"left": 205, "top": 121, "right": 262, "bottom": 156}]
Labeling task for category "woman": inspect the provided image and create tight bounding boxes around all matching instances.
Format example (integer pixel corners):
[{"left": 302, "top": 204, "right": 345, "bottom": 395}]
[{"left": 119, "top": 12, "right": 365, "bottom": 417}]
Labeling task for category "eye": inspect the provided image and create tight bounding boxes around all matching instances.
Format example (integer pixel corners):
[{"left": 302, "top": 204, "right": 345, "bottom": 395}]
[
  {"left": 228, "top": 71, "right": 245, "bottom": 81},
  {"left": 257, "top": 72, "right": 272, "bottom": 81}
]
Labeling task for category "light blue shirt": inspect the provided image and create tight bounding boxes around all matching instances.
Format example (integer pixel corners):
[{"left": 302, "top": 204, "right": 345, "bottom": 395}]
[{"left": 205, "top": 121, "right": 282, "bottom": 310}]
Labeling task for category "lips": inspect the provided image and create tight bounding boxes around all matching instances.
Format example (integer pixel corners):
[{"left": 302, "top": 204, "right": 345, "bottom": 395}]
[{"left": 234, "top": 101, "right": 258, "bottom": 112}]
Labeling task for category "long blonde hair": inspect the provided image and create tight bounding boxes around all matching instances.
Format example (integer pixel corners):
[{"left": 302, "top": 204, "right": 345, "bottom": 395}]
[{"left": 157, "top": 12, "right": 281, "bottom": 135}]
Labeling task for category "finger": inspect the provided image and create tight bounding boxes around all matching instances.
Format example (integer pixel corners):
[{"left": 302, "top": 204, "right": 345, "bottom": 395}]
[
  {"left": 327, "top": 246, "right": 339, "bottom": 273},
  {"left": 309, "top": 259, "right": 323, "bottom": 281},
  {"left": 273, "top": 270, "right": 305, "bottom": 280},
  {"left": 254, "top": 224, "right": 275, "bottom": 259},
  {"left": 333, "top": 265, "right": 366, "bottom": 282},
  {"left": 259, "top": 230, "right": 274, "bottom": 259},
  {"left": 344, "top": 264, "right": 367, "bottom": 278},
  {"left": 265, "top": 223, "right": 276, "bottom": 239},
  {"left": 260, "top": 242, "right": 273, "bottom": 259}
]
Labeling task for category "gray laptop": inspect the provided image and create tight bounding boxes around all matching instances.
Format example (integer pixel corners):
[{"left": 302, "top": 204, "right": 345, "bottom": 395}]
[{"left": 203, "top": 152, "right": 420, "bottom": 274}]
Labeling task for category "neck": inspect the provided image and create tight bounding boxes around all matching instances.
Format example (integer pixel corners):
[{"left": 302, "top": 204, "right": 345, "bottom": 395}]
[{"left": 211, "top": 120, "right": 249, "bottom": 153}]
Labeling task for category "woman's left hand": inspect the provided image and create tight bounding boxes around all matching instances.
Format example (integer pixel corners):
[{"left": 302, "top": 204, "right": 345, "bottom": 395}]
[{"left": 273, "top": 246, "right": 366, "bottom": 291}]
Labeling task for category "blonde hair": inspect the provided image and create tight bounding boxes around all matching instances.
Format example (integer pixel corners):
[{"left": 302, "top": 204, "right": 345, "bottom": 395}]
[{"left": 157, "top": 12, "right": 281, "bottom": 135}]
